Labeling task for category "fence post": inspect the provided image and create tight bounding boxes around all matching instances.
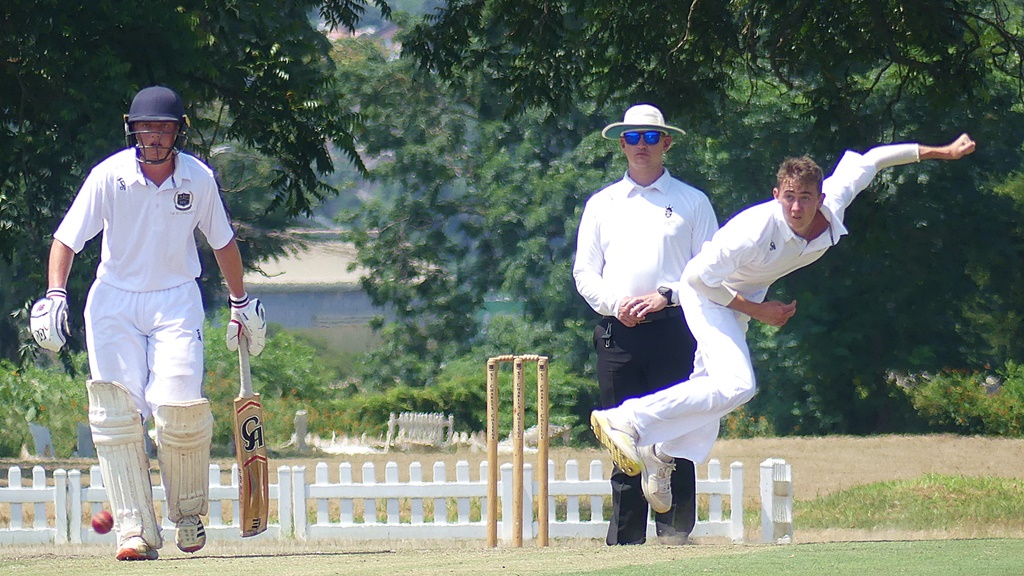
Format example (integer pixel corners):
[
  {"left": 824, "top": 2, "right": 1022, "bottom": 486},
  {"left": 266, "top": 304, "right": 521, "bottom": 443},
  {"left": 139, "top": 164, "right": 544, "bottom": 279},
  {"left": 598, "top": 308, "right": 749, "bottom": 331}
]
[
  {"left": 363, "top": 463, "right": 377, "bottom": 524},
  {"left": 455, "top": 461, "right": 470, "bottom": 523},
  {"left": 68, "top": 469, "right": 82, "bottom": 544},
  {"left": 207, "top": 464, "right": 223, "bottom": 530},
  {"left": 760, "top": 458, "right": 793, "bottom": 544},
  {"left": 54, "top": 469, "right": 69, "bottom": 544},
  {"left": 339, "top": 463, "right": 353, "bottom": 524},
  {"left": 500, "top": 463, "right": 513, "bottom": 542},
  {"left": 433, "top": 461, "right": 447, "bottom": 525},
  {"left": 523, "top": 463, "right": 534, "bottom": 542},
  {"left": 589, "top": 460, "right": 604, "bottom": 523},
  {"left": 231, "top": 463, "right": 240, "bottom": 527},
  {"left": 277, "top": 465, "right": 292, "bottom": 538},
  {"left": 316, "top": 462, "right": 329, "bottom": 525},
  {"left": 32, "top": 466, "right": 48, "bottom": 531},
  {"left": 729, "top": 461, "right": 744, "bottom": 541},
  {"left": 385, "top": 462, "right": 400, "bottom": 525},
  {"left": 410, "top": 462, "right": 424, "bottom": 524},
  {"left": 292, "top": 465, "right": 307, "bottom": 539}
]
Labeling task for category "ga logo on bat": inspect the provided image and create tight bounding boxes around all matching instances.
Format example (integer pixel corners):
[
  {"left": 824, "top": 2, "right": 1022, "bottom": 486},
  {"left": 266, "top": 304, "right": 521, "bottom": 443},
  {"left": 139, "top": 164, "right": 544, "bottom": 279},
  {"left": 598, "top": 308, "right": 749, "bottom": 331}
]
[{"left": 241, "top": 415, "right": 265, "bottom": 452}]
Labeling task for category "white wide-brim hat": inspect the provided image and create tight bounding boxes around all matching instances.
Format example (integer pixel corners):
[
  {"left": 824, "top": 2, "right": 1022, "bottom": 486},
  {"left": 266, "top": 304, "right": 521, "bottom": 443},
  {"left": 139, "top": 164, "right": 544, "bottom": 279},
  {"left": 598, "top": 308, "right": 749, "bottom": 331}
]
[{"left": 601, "top": 104, "right": 686, "bottom": 140}]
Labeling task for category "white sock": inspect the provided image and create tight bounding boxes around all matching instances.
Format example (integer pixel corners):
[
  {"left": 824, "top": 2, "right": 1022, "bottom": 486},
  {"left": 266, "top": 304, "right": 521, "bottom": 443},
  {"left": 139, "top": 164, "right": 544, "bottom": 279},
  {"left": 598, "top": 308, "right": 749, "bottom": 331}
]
[{"left": 653, "top": 444, "right": 674, "bottom": 463}]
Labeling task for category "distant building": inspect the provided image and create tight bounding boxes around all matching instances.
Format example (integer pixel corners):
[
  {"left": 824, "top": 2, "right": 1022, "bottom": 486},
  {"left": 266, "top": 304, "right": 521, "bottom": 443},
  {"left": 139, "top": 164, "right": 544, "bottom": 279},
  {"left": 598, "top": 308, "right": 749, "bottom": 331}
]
[{"left": 244, "top": 241, "right": 383, "bottom": 352}]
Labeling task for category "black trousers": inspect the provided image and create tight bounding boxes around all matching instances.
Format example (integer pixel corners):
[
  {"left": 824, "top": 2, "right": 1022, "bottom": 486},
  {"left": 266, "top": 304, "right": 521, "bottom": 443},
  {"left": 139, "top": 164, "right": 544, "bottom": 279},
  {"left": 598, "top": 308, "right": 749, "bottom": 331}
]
[{"left": 594, "top": 312, "right": 698, "bottom": 545}]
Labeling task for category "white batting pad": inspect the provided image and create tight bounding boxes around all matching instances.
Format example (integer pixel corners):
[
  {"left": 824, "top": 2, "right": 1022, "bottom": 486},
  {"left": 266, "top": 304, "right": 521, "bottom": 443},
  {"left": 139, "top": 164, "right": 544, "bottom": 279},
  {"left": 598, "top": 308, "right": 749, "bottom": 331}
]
[
  {"left": 154, "top": 399, "right": 213, "bottom": 522},
  {"left": 87, "top": 380, "right": 163, "bottom": 548}
]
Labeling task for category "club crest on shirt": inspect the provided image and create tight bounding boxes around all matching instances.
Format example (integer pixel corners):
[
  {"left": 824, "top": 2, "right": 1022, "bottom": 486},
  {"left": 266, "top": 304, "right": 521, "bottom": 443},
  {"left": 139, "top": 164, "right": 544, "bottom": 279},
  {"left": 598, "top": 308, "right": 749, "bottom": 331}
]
[
  {"left": 174, "top": 191, "right": 193, "bottom": 211},
  {"left": 665, "top": 205, "right": 673, "bottom": 218}
]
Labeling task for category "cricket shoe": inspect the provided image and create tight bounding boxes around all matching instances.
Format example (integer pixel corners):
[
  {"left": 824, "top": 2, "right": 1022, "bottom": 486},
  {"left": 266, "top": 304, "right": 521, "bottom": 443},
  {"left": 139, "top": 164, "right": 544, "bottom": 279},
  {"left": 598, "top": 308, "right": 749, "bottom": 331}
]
[
  {"left": 116, "top": 535, "right": 160, "bottom": 561},
  {"left": 639, "top": 444, "right": 675, "bottom": 514},
  {"left": 175, "top": 515, "right": 206, "bottom": 553},
  {"left": 590, "top": 409, "right": 642, "bottom": 476}
]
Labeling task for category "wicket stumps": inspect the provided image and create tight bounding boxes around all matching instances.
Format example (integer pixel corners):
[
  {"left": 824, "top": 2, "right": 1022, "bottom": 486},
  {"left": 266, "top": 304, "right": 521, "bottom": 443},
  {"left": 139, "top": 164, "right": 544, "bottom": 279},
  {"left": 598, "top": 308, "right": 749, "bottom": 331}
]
[{"left": 485, "top": 354, "right": 549, "bottom": 548}]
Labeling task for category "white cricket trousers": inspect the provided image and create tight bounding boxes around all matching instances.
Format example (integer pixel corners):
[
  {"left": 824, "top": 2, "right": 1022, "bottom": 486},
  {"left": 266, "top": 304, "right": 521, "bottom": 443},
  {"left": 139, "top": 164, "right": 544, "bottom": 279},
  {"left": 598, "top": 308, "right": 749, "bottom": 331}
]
[
  {"left": 85, "top": 280, "right": 206, "bottom": 419},
  {"left": 618, "top": 290, "right": 757, "bottom": 463}
]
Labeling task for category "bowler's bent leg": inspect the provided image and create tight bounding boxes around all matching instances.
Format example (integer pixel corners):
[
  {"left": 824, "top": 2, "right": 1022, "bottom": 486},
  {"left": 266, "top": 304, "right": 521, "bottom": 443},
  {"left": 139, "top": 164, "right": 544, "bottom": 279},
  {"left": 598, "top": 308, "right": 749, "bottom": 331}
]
[{"left": 623, "top": 297, "right": 756, "bottom": 449}]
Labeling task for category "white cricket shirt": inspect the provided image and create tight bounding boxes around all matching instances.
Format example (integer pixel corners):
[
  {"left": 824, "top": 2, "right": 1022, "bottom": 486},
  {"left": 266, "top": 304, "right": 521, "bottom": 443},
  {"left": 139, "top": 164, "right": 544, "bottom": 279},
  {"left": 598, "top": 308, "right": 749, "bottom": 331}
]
[
  {"left": 687, "top": 144, "right": 920, "bottom": 305},
  {"left": 54, "top": 149, "right": 235, "bottom": 293},
  {"left": 573, "top": 169, "right": 718, "bottom": 316}
]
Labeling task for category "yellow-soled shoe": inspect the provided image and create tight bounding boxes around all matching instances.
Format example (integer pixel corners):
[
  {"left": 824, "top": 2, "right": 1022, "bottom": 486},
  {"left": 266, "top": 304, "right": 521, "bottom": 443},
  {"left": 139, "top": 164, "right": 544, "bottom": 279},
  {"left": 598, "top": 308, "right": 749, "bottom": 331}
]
[{"left": 590, "top": 409, "right": 642, "bottom": 476}]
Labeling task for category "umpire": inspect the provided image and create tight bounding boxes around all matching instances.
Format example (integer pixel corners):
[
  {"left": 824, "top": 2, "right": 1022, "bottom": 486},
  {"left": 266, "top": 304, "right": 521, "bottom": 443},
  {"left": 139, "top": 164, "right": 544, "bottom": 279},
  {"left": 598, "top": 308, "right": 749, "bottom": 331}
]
[{"left": 573, "top": 104, "right": 718, "bottom": 545}]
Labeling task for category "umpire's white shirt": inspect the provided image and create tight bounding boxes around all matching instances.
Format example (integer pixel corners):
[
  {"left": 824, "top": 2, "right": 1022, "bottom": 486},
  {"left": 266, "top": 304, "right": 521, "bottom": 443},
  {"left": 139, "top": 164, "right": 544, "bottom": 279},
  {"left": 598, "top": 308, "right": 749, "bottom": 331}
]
[
  {"left": 54, "top": 149, "right": 235, "bottom": 292},
  {"left": 573, "top": 169, "right": 718, "bottom": 315}
]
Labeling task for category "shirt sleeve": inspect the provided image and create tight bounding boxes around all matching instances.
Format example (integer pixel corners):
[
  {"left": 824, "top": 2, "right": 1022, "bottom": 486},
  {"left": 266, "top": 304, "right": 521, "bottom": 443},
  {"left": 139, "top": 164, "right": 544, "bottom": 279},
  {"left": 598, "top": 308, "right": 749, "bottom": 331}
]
[
  {"left": 572, "top": 198, "right": 619, "bottom": 316},
  {"left": 826, "top": 144, "right": 920, "bottom": 224},
  {"left": 670, "top": 195, "right": 720, "bottom": 303},
  {"left": 53, "top": 170, "right": 106, "bottom": 253},
  {"left": 691, "top": 196, "right": 719, "bottom": 255},
  {"left": 683, "top": 212, "right": 761, "bottom": 307},
  {"left": 193, "top": 164, "right": 235, "bottom": 250}
]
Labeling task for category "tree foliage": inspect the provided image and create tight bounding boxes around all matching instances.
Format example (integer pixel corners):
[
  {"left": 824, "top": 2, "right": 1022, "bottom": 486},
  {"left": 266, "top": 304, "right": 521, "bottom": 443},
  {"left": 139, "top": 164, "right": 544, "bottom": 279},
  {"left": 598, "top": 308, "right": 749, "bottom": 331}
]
[
  {"left": 406, "top": 1, "right": 1024, "bottom": 125},
  {"left": 334, "top": 34, "right": 614, "bottom": 387},
  {"left": 0, "top": 0, "right": 390, "bottom": 360}
]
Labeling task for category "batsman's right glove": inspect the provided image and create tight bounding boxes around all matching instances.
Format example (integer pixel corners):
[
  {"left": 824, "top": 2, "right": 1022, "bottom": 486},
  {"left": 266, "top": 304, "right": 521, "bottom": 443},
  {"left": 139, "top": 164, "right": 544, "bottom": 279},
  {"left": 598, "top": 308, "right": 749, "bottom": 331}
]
[
  {"left": 226, "top": 293, "right": 266, "bottom": 356},
  {"left": 30, "top": 288, "right": 70, "bottom": 352}
]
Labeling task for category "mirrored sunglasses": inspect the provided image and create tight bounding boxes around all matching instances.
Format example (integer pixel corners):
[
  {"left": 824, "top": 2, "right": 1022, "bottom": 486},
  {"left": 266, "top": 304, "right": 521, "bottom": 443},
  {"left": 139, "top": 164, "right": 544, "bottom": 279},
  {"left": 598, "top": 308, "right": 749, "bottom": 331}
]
[{"left": 622, "top": 131, "right": 665, "bottom": 146}]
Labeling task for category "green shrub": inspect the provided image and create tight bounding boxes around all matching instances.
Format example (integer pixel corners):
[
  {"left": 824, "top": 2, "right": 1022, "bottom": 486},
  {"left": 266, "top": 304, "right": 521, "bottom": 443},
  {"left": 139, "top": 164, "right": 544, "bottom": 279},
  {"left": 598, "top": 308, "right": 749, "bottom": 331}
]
[
  {"left": 0, "top": 354, "right": 90, "bottom": 458},
  {"left": 900, "top": 362, "right": 1024, "bottom": 436},
  {"left": 720, "top": 406, "right": 775, "bottom": 439},
  {"left": 314, "top": 354, "right": 598, "bottom": 445},
  {"left": 203, "top": 321, "right": 346, "bottom": 449}
]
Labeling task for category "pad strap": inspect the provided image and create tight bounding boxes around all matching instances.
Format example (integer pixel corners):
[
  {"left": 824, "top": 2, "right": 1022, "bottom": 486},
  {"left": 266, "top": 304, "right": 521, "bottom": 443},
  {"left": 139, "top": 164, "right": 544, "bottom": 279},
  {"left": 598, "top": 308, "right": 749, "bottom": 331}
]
[{"left": 87, "top": 380, "right": 163, "bottom": 548}]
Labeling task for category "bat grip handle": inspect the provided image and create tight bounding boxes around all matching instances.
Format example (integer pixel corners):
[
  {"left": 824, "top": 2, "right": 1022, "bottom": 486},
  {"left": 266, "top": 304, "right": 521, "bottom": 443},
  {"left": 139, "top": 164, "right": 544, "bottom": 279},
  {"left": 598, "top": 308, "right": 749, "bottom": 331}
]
[{"left": 238, "top": 333, "right": 253, "bottom": 398}]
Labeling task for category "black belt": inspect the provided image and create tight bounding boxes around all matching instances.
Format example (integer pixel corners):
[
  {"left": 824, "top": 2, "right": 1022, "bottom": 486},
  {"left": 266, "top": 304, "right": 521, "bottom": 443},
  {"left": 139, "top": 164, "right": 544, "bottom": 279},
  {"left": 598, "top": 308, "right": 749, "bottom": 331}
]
[
  {"left": 605, "top": 305, "right": 682, "bottom": 324},
  {"left": 639, "top": 305, "right": 682, "bottom": 323}
]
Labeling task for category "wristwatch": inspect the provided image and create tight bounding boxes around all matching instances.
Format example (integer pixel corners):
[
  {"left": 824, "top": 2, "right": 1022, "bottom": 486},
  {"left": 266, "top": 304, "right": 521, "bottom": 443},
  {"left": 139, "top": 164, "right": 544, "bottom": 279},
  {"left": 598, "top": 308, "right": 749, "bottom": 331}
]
[{"left": 657, "top": 286, "right": 674, "bottom": 306}]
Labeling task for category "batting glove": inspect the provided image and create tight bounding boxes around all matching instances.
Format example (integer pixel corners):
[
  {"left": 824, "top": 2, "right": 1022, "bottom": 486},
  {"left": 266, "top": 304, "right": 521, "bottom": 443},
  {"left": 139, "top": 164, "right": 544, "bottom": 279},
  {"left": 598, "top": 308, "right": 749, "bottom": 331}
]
[
  {"left": 226, "top": 293, "right": 266, "bottom": 356},
  {"left": 30, "top": 288, "right": 70, "bottom": 352}
]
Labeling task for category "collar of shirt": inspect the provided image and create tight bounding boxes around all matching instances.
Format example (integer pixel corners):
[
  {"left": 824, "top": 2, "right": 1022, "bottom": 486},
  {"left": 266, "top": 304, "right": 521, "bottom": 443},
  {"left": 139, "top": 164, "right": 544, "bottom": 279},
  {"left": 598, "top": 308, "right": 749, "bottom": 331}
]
[
  {"left": 121, "top": 149, "right": 196, "bottom": 189},
  {"left": 771, "top": 201, "right": 848, "bottom": 250},
  {"left": 615, "top": 168, "right": 674, "bottom": 199}
]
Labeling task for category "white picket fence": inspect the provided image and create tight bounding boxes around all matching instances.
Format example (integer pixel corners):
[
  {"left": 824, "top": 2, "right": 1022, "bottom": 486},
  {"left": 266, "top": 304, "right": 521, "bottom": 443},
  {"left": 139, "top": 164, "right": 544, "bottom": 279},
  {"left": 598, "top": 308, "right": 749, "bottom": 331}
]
[{"left": 0, "top": 457, "right": 794, "bottom": 546}]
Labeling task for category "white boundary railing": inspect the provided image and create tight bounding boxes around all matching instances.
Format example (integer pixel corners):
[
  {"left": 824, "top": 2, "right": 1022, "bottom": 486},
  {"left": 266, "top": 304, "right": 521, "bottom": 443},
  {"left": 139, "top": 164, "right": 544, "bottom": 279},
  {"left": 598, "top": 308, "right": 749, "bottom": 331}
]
[{"left": 1, "top": 458, "right": 793, "bottom": 546}]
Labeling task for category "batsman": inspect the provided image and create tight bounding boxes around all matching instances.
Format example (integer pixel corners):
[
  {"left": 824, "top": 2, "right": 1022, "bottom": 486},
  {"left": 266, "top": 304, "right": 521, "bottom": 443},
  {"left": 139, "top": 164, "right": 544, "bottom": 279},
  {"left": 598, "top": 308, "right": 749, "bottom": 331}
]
[{"left": 30, "top": 86, "right": 266, "bottom": 561}]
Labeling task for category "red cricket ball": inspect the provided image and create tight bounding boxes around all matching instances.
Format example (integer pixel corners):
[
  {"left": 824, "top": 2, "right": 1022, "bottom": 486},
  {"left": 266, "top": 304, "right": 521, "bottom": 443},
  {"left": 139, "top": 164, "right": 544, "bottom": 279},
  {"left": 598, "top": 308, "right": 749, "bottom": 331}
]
[{"left": 91, "top": 510, "right": 114, "bottom": 534}]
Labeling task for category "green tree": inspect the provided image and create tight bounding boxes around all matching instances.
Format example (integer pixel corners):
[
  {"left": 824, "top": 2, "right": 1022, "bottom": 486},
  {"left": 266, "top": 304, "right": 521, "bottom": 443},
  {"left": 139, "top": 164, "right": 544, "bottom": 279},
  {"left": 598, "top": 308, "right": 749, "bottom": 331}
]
[{"left": 334, "top": 32, "right": 615, "bottom": 387}]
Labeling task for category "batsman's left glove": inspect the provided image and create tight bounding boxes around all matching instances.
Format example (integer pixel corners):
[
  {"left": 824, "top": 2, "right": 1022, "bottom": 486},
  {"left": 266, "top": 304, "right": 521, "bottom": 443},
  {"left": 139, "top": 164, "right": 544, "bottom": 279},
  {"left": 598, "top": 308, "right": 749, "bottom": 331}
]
[
  {"left": 30, "top": 288, "right": 70, "bottom": 352},
  {"left": 226, "top": 293, "right": 266, "bottom": 356}
]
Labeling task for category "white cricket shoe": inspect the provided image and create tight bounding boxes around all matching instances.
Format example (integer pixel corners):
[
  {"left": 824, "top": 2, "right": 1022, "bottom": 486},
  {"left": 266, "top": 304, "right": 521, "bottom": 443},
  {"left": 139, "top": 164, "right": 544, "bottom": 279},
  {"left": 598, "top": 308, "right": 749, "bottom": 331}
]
[
  {"left": 116, "top": 535, "right": 159, "bottom": 561},
  {"left": 590, "top": 409, "right": 642, "bottom": 476},
  {"left": 175, "top": 515, "right": 207, "bottom": 553},
  {"left": 639, "top": 444, "right": 675, "bottom": 514}
]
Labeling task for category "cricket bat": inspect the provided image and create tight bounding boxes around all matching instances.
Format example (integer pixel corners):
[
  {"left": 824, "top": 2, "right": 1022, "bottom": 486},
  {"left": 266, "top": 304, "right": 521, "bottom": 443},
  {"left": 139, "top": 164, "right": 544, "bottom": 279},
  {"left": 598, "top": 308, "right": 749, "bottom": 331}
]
[{"left": 234, "top": 334, "right": 269, "bottom": 537}]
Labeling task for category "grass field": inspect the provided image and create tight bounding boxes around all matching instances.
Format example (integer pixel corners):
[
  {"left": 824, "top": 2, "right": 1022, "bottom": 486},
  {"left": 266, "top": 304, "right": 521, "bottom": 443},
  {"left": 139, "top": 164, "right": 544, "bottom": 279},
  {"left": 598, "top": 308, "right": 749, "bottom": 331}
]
[
  {"left": 4, "top": 538, "right": 1024, "bottom": 575},
  {"left": 3, "top": 434, "right": 1024, "bottom": 574}
]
